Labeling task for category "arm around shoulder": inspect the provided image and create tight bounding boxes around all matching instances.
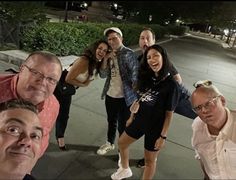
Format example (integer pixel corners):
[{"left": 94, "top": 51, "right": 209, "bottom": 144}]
[{"left": 99, "top": 56, "right": 110, "bottom": 78}]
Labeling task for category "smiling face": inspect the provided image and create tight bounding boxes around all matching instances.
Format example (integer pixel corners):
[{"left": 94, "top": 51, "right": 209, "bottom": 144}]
[
  {"left": 146, "top": 48, "right": 163, "bottom": 74},
  {"left": 0, "top": 108, "right": 42, "bottom": 178},
  {"left": 139, "top": 30, "right": 155, "bottom": 53},
  {"left": 95, "top": 42, "right": 109, "bottom": 61},
  {"left": 107, "top": 32, "right": 123, "bottom": 51},
  {"left": 17, "top": 55, "right": 62, "bottom": 105}
]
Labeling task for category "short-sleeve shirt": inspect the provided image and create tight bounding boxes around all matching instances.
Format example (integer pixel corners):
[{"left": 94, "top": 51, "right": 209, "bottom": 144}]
[
  {"left": 137, "top": 75, "right": 180, "bottom": 133},
  {"left": 192, "top": 108, "right": 236, "bottom": 179}
]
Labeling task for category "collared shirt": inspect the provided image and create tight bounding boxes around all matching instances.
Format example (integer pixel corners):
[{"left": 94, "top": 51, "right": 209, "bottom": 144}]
[
  {"left": 100, "top": 45, "right": 139, "bottom": 106},
  {"left": 192, "top": 108, "right": 236, "bottom": 179},
  {"left": 0, "top": 73, "right": 59, "bottom": 156}
]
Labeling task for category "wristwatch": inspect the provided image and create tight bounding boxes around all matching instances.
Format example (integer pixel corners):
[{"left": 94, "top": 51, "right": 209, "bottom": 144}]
[{"left": 160, "top": 134, "right": 167, "bottom": 140}]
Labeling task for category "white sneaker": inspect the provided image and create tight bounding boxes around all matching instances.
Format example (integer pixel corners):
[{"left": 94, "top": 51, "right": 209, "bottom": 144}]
[
  {"left": 111, "top": 167, "right": 132, "bottom": 180},
  {"left": 97, "top": 142, "right": 115, "bottom": 155}
]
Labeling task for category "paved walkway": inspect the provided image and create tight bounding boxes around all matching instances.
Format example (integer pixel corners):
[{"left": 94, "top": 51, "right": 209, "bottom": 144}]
[{"left": 189, "top": 31, "right": 236, "bottom": 49}]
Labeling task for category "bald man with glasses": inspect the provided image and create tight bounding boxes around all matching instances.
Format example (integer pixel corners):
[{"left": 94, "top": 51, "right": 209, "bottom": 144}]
[
  {"left": 0, "top": 51, "right": 62, "bottom": 157},
  {"left": 191, "top": 80, "right": 236, "bottom": 179}
]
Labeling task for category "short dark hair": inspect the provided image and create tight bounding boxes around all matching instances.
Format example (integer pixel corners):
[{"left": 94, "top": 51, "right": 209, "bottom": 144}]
[
  {"left": 141, "top": 27, "right": 156, "bottom": 40},
  {"left": 0, "top": 99, "right": 38, "bottom": 114},
  {"left": 105, "top": 30, "right": 122, "bottom": 37},
  {"left": 25, "top": 51, "right": 62, "bottom": 71}
]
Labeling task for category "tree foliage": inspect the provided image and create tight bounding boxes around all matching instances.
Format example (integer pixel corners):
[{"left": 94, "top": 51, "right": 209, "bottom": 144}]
[
  {"left": 118, "top": 1, "right": 235, "bottom": 28},
  {"left": 210, "top": 2, "right": 236, "bottom": 29},
  {"left": 0, "top": 1, "right": 47, "bottom": 24}
]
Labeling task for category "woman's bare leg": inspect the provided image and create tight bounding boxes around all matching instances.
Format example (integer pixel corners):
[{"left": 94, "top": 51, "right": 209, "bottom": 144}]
[
  {"left": 142, "top": 149, "right": 159, "bottom": 180},
  {"left": 118, "top": 132, "right": 137, "bottom": 168}
]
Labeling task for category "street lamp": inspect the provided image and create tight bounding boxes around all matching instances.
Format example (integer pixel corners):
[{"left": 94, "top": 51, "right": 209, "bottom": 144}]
[
  {"left": 114, "top": 3, "right": 118, "bottom": 10},
  {"left": 64, "top": 1, "right": 68, "bottom": 22},
  {"left": 149, "top": 15, "right": 152, "bottom": 22}
]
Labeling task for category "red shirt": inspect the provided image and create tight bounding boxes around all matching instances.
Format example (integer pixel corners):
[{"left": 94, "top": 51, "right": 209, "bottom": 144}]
[{"left": 0, "top": 73, "right": 59, "bottom": 156}]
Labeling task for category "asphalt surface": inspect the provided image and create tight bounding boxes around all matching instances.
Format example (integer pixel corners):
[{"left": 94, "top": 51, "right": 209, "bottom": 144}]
[{"left": 0, "top": 32, "right": 236, "bottom": 179}]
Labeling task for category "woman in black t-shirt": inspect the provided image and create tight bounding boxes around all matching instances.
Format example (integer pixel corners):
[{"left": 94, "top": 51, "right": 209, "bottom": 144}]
[{"left": 110, "top": 44, "right": 180, "bottom": 180}]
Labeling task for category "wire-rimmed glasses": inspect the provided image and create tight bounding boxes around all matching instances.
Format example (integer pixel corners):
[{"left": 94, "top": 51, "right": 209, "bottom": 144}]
[{"left": 24, "top": 65, "right": 58, "bottom": 85}]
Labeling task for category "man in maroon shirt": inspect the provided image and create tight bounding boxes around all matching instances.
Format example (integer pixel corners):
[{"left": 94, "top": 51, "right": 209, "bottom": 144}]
[{"left": 0, "top": 51, "right": 62, "bottom": 156}]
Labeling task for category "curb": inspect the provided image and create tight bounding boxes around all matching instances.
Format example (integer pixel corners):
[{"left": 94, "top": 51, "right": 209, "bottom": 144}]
[
  {"left": 188, "top": 33, "right": 233, "bottom": 50},
  {"left": 0, "top": 35, "right": 179, "bottom": 69},
  {"left": 0, "top": 50, "right": 28, "bottom": 67},
  {"left": 0, "top": 50, "right": 79, "bottom": 69},
  {"left": 0, "top": 38, "right": 173, "bottom": 68}
]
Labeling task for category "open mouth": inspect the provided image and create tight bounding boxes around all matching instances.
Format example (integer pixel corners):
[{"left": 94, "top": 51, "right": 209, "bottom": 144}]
[
  {"left": 98, "top": 53, "right": 103, "bottom": 58},
  {"left": 143, "top": 45, "right": 148, "bottom": 50},
  {"left": 98, "top": 54, "right": 104, "bottom": 60},
  {"left": 151, "top": 63, "right": 159, "bottom": 69}
]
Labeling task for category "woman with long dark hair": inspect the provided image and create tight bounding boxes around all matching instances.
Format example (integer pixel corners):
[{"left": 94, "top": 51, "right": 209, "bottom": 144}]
[
  {"left": 54, "top": 40, "right": 110, "bottom": 150},
  {"left": 111, "top": 44, "right": 180, "bottom": 179}
]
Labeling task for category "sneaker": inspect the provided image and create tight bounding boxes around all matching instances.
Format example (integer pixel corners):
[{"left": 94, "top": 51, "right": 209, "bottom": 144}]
[
  {"left": 136, "top": 158, "right": 145, "bottom": 168},
  {"left": 111, "top": 167, "right": 132, "bottom": 180},
  {"left": 97, "top": 142, "right": 115, "bottom": 155}
]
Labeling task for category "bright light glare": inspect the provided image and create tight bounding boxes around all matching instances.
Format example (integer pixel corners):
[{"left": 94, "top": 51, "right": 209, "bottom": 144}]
[
  {"left": 224, "top": 29, "right": 229, "bottom": 36},
  {"left": 114, "top": 3, "right": 118, "bottom": 9}
]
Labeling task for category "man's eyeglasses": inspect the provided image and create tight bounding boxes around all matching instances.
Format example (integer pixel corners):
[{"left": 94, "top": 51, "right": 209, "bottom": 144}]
[
  {"left": 24, "top": 65, "right": 58, "bottom": 85},
  {"left": 192, "top": 95, "right": 220, "bottom": 113},
  {"left": 193, "top": 80, "right": 212, "bottom": 88}
]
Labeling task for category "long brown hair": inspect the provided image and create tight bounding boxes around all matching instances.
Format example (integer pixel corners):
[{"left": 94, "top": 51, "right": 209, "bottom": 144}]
[{"left": 80, "top": 40, "right": 110, "bottom": 76}]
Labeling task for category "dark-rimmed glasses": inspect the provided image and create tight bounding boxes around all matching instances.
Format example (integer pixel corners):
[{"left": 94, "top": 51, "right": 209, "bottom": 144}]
[
  {"left": 24, "top": 65, "right": 58, "bottom": 85},
  {"left": 192, "top": 95, "right": 220, "bottom": 113}
]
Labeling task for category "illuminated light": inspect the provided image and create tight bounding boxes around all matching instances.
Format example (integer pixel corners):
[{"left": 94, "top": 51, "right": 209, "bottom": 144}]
[
  {"left": 114, "top": 3, "right": 118, "bottom": 9},
  {"left": 149, "top": 15, "right": 152, "bottom": 22},
  {"left": 224, "top": 29, "right": 229, "bottom": 36}
]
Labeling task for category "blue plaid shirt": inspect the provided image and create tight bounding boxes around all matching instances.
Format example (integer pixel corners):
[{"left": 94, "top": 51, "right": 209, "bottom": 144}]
[{"left": 100, "top": 45, "right": 139, "bottom": 106}]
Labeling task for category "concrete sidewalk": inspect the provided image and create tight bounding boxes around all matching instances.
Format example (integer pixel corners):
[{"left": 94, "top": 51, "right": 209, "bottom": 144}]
[
  {"left": 0, "top": 36, "right": 202, "bottom": 179},
  {"left": 189, "top": 31, "right": 235, "bottom": 49}
]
